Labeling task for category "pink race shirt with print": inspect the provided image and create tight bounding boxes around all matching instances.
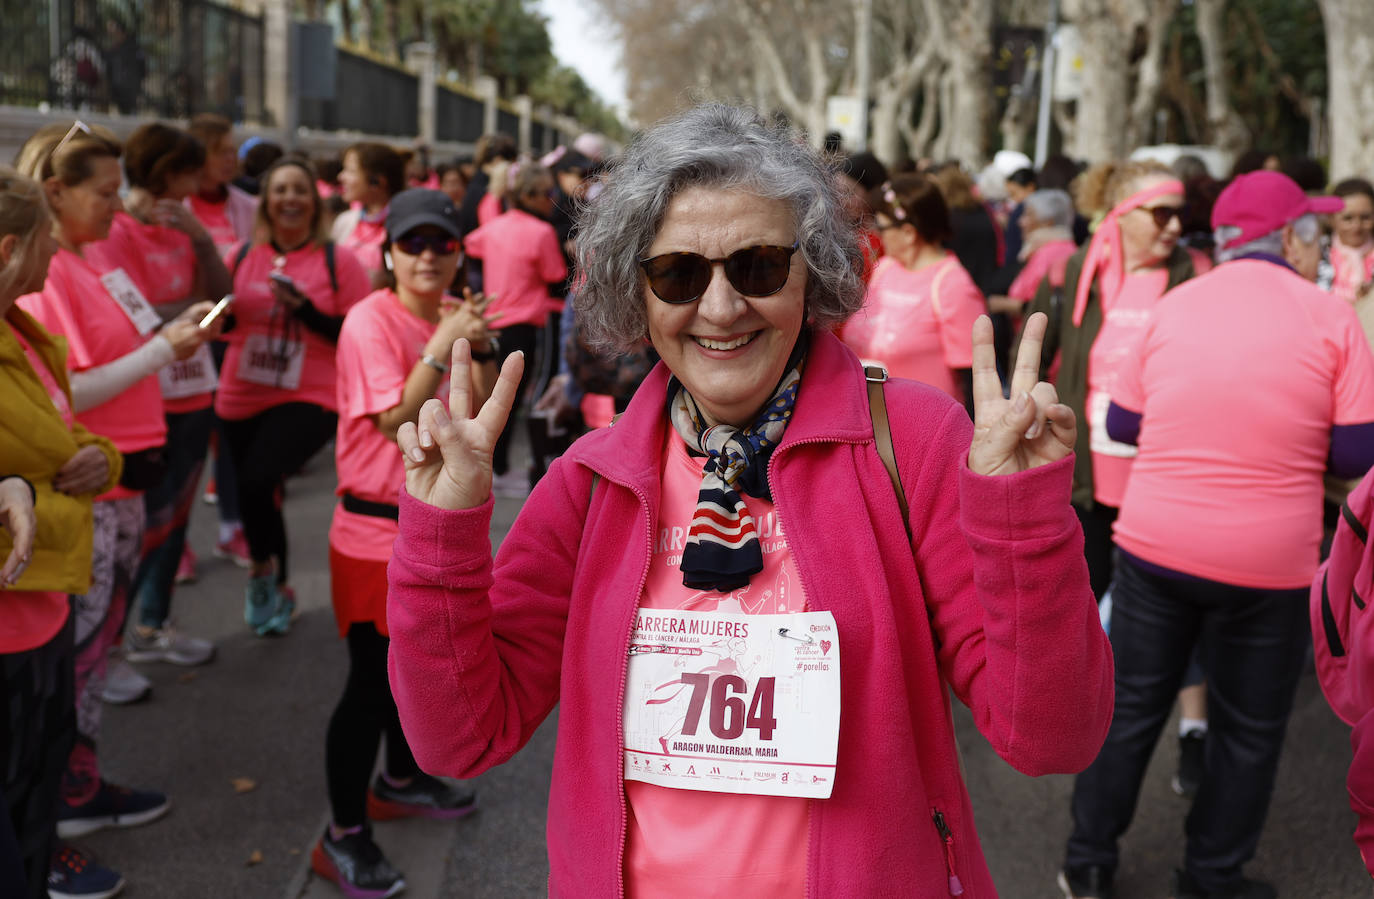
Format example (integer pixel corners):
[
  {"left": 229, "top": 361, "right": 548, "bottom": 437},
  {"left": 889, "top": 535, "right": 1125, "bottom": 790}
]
[
  {"left": 1008, "top": 239, "right": 1077, "bottom": 302},
  {"left": 840, "top": 254, "right": 984, "bottom": 399},
  {"left": 624, "top": 436, "right": 807, "bottom": 899},
  {"left": 340, "top": 216, "right": 387, "bottom": 275},
  {"left": 1086, "top": 268, "right": 1169, "bottom": 508},
  {"left": 18, "top": 249, "right": 166, "bottom": 501},
  {"left": 463, "top": 209, "right": 567, "bottom": 328},
  {"left": 186, "top": 193, "right": 240, "bottom": 254},
  {"left": 215, "top": 242, "right": 371, "bottom": 420},
  {"left": 1112, "top": 260, "right": 1374, "bottom": 588},
  {"left": 85, "top": 212, "right": 213, "bottom": 414},
  {"left": 329, "top": 289, "right": 445, "bottom": 561}
]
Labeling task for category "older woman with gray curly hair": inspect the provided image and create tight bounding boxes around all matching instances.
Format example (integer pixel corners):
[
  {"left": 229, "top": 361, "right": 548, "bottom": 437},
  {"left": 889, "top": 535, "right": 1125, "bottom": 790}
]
[{"left": 384, "top": 104, "right": 1113, "bottom": 897}]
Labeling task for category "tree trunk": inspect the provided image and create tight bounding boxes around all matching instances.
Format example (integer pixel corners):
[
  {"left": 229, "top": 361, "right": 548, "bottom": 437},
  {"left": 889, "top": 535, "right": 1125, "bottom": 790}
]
[
  {"left": 339, "top": 0, "right": 354, "bottom": 44},
  {"left": 359, "top": 0, "right": 377, "bottom": 52},
  {"left": 1319, "top": 0, "right": 1374, "bottom": 178},
  {"left": 998, "top": 55, "right": 1039, "bottom": 155},
  {"left": 898, "top": 67, "right": 941, "bottom": 160},
  {"left": 1124, "top": 0, "right": 1176, "bottom": 148},
  {"left": 1070, "top": 3, "right": 1133, "bottom": 162},
  {"left": 383, "top": 0, "right": 402, "bottom": 60},
  {"left": 919, "top": 0, "right": 991, "bottom": 165},
  {"left": 1194, "top": 0, "right": 1249, "bottom": 156}
]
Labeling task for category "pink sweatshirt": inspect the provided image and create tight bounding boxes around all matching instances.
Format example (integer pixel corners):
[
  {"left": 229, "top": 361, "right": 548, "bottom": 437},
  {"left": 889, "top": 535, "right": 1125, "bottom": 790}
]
[{"left": 387, "top": 330, "right": 1114, "bottom": 898}]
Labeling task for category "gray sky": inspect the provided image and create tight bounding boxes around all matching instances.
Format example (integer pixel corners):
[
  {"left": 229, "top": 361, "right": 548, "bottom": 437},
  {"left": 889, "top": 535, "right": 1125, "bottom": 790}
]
[{"left": 535, "top": 0, "right": 628, "bottom": 114}]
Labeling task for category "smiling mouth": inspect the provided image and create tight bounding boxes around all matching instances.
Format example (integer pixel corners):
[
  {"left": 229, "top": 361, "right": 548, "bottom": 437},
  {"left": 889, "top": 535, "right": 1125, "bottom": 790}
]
[{"left": 693, "top": 333, "right": 757, "bottom": 351}]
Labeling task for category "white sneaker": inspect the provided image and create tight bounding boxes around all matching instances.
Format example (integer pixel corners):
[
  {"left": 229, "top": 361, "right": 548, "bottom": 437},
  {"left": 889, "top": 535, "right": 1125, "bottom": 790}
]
[
  {"left": 125, "top": 623, "right": 215, "bottom": 666},
  {"left": 100, "top": 661, "right": 152, "bottom": 705},
  {"left": 492, "top": 470, "right": 531, "bottom": 498}
]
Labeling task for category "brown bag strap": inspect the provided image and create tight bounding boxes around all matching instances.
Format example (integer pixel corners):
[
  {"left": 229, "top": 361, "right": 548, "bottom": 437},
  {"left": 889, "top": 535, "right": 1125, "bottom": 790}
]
[{"left": 864, "top": 365, "right": 911, "bottom": 542}]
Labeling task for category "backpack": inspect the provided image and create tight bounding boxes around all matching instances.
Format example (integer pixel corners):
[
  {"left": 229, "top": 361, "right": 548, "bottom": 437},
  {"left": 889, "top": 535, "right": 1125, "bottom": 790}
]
[{"left": 1312, "top": 470, "right": 1374, "bottom": 726}]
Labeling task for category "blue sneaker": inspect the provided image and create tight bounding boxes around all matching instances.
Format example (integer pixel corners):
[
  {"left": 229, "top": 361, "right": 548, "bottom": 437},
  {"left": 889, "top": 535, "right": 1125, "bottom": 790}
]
[
  {"left": 245, "top": 577, "right": 295, "bottom": 636},
  {"left": 57, "top": 780, "right": 170, "bottom": 838},
  {"left": 48, "top": 843, "right": 125, "bottom": 899}
]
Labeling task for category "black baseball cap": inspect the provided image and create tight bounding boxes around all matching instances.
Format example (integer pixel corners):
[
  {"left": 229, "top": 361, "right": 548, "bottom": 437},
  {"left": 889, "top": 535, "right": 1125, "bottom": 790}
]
[{"left": 386, "top": 188, "right": 462, "bottom": 241}]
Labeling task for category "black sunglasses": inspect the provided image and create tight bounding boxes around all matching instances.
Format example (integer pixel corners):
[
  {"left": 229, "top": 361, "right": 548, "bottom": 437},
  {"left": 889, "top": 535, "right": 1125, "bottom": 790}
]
[
  {"left": 638, "top": 242, "right": 800, "bottom": 304},
  {"left": 1140, "top": 204, "right": 1187, "bottom": 228},
  {"left": 394, "top": 233, "right": 459, "bottom": 256}
]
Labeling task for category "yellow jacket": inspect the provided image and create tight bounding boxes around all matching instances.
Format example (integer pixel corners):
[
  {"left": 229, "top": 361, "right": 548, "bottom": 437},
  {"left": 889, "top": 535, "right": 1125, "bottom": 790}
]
[{"left": 0, "top": 307, "right": 122, "bottom": 593}]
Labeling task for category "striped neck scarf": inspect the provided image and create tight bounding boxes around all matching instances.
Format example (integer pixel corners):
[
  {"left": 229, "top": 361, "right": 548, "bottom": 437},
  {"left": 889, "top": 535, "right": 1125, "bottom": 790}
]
[{"left": 667, "top": 363, "right": 802, "bottom": 593}]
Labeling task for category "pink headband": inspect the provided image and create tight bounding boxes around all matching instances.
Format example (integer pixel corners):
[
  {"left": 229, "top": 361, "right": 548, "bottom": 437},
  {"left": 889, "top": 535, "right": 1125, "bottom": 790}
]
[
  {"left": 1072, "top": 179, "right": 1184, "bottom": 326},
  {"left": 881, "top": 182, "right": 907, "bottom": 221}
]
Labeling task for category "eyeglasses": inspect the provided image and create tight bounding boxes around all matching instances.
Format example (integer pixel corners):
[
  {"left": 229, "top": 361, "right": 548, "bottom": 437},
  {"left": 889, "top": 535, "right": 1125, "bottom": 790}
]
[
  {"left": 1139, "top": 204, "right": 1187, "bottom": 228},
  {"left": 393, "top": 233, "right": 459, "bottom": 256},
  {"left": 639, "top": 242, "right": 799, "bottom": 304}
]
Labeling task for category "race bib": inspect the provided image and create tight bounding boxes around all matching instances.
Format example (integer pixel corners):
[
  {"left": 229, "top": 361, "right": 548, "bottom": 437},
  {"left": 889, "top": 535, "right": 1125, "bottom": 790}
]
[
  {"left": 238, "top": 334, "right": 304, "bottom": 390},
  {"left": 1088, "top": 390, "right": 1139, "bottom": 459},
  {"left": 623, "top": 609, "right": 841, "bottom": 799},
  {"left": 159, "top": 343, "right": 218, "bottom": 399},
  {"left": 100, "top": 268, "right": 162, "bottom": 335}
]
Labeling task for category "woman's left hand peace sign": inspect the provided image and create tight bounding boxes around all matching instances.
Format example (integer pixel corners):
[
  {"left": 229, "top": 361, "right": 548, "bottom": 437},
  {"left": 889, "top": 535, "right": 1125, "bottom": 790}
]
[{"left": 967, "top": 312, "right": 1076, "bottom": 476}]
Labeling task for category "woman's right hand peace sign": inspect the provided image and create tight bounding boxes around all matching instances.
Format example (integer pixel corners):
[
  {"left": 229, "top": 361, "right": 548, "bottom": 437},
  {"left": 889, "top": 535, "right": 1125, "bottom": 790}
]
[{"left": 397, "top": 339, "right": 525, "bottom": 511}]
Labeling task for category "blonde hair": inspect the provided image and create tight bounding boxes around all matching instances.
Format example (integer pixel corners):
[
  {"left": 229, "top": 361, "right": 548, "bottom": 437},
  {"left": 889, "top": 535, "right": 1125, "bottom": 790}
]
[
  {"left": 930, "top": 166, "right": 979, "bottom": 211},
  {"left": 15, "top": 121, "right": 122, "bottom": 186},
  {"left": 1073, "top": 159, "right": 1173, "bottom": 216},
  {"left": 0, "top": 167, "right": 52, "bottom": 304}
]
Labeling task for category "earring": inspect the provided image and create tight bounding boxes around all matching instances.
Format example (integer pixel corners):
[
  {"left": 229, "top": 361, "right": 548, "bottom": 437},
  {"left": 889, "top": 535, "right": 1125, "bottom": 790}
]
[{"left": 383, "top": 250, "right": 393, "bottom": 270}]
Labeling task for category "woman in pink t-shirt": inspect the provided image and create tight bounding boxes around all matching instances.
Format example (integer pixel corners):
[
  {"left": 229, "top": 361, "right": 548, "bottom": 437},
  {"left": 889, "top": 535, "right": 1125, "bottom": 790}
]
[
  {"left": 219, "top": 158, "right": 371, "bottom": 636},
  {"left": 313, "top": 190, "right": 496, "bottom": 895},
  {"left": 840, "top": 173, "right": 984, "bottom": 412},
  {"left": 84, "top": 122, "right": 234, "bottom": 669},
  {"left": 463, "top": 163, "right": 568, "bottom": 497},
  {"left": 13, "top": 123, "right": 216, "bottom": 888},
  {"left": 1329, "top": 178, "right": 1374, "bottom": 304},
  {"left": 332, "top": 142, "right": 404, "bottom": 287}
]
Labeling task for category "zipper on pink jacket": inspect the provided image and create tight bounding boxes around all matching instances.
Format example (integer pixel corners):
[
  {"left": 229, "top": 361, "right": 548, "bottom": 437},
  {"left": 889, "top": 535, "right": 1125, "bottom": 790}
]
[
  {"left": 931, "top": 808, "right": 964, "bottom": 895},
  {"left": 591, "top": 456, "right": 654, "bottom": 899}
]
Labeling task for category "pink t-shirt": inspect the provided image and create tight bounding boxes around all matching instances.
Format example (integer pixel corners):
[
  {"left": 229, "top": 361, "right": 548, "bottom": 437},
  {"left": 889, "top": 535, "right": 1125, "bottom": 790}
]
[
  {"left": 1332, "top": 242, "right": 1374, "bottom": 305},
  {"left": 1086, "top": 268, "right": 1169, "bottom": 508},
  {"left": 840, "top": 254, "right": 984, "bottom": 400},
  {"left": 215, "top": 242, "right": 371, "bottom": 420},
  {"left": 1112, "top": 259, "right": 1374, "bottom": 588},
  {"left": 340, "top": 216, "right": 387, "bottom": 275},
  {"left": 624, "top": 436, "right": 808, "bottom": 899},
  {"left": 85, "top": 212, "right": 212, "bottom": 414},
  {"left": 18, "top": 249, "right": 166, "bottom": 457},
  {"left": 1008, "top": 239, "right": 1077, "bottom": 302},
  {"left": 329, "top": 289, "right": 445, "bottom": 560},
  {"left": 463, "top": 209, "right": 567, "bottom": 328},
  {"left": 186, "top": 193, "right": 241, "bottom": 254}
]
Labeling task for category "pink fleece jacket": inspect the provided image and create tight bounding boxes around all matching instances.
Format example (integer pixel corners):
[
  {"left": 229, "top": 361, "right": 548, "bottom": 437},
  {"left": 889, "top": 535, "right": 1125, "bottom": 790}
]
[{"left": 387, "top": 330, "right": 1114, "bottom": 898}]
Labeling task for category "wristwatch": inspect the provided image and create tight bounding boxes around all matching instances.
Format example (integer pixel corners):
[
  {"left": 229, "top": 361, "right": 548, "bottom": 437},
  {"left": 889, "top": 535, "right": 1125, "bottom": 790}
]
[
  {"left": 470, "top": 338, "right": 500, "bottom": 363},
  {"left": 421, "top": 353, "right": 449, "bottom": 374}
]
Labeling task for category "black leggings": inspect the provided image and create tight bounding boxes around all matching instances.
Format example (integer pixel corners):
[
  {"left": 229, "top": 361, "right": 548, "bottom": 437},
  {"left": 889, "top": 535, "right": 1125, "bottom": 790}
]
[
  {"left": 491, "top": 323, "right": 539, "bottom": 476},
  {"left": 325, "top": 623, "right": 421, "bottom": 827},
  {"left": 1, "top": 616, "right": 75, "bottom": 899},
  {"left": 222, "top": 403, "right": 336, "bottom": 584},
  {"left": 1074, "top": 501, "right": 1119, "bottom": 602}
]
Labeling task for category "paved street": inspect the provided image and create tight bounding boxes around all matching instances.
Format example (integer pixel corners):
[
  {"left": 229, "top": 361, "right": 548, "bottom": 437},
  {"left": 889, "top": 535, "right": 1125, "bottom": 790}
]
[{"left": 81, "top": 442, "right": 1368, "bottom": 898}]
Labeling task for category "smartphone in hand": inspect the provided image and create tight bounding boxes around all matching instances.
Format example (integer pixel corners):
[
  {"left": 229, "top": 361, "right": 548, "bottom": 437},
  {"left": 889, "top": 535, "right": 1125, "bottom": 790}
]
[{"left": 199, "top": 295, "right": 233, "bottom": 329}]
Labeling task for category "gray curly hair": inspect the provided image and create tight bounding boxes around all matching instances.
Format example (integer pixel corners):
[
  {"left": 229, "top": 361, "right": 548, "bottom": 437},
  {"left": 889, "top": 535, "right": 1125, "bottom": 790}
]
[{"left": 573, "top": 104, "right": 865, "bottom": 352}]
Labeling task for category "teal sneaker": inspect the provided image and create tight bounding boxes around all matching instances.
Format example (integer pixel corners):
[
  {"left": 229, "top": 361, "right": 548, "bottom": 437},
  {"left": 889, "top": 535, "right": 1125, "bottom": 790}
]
[
  {"left": 244, "top": 575, "right": 280, "bottom": 636},
  {"left": 263, "top": 584, "right": 296, "bottom": 636}
]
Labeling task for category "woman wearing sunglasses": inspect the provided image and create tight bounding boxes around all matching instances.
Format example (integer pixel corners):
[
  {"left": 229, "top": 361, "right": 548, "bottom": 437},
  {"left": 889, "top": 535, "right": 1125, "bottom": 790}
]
[
  {"left": 218, "top": 157, "right": 371, "bottom": 636},
  {"left": 462, "top": 163, "right": 567, "bottom": 497},
  {"left": 1021, "top": 159, "right": 1199, "bottom": 606},
  {"left": 840, "top": 173, "right": 986, "bottom": 414},
  {"left": 313, "top": 190, "right": 492, "bottom": 895},
  {"left": 385, "top": 104, "right": 1112, "bottom": 897}
]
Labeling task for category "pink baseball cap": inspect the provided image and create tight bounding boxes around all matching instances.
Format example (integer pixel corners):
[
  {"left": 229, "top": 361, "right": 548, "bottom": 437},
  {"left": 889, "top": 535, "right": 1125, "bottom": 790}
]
[{"left": 1212, "top": 170, "right": 1344, "bottom": 249}]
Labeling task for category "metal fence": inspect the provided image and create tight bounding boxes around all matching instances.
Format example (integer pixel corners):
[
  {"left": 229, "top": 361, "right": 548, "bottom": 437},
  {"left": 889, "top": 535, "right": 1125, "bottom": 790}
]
[
  {"left": 0, "top": 0, "right": 264, "bottom": 121},
  {"left": 435, "top": 83, "right": 485, "bottom": 144},
  {"left": 497, "top": 108, "right": 520, "bottom": 142},
  {"left": 298, "top": 47, "right": 418, "bottom": 137}
]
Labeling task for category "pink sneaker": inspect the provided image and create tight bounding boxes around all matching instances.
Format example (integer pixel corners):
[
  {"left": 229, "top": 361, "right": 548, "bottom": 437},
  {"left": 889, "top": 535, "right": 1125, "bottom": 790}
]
[
  {"left": 214, "top": 529, "right": 252, "bottom": 568},
  {"left": 175, "top": 547, "right": 197, "bottom": 584}
]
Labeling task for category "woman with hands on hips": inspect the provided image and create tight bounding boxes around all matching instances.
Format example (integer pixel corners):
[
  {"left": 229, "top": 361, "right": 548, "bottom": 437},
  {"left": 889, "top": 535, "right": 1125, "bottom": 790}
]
[
  {"left": 217, "top": 156, "right": 371, "bottom": 637},
  {"left": 387, "top": 105, "right": 1112, "bottom": 898},
  {"left": 313, "top": 189, "right": 491, "bottom": 896},
  {"left": 0, "top": 166, "right": 126, "bottom": 898}
]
